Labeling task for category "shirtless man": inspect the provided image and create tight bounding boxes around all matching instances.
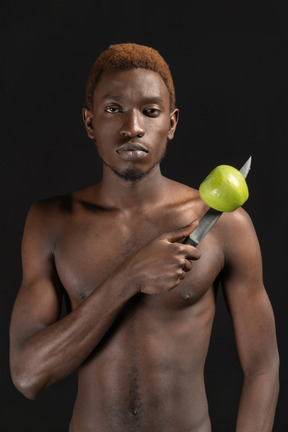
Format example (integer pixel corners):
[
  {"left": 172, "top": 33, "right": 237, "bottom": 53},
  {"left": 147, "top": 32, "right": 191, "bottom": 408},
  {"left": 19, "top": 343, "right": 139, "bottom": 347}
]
[{"left": 9, "top": 43, "right": 279, "bottom": 432}]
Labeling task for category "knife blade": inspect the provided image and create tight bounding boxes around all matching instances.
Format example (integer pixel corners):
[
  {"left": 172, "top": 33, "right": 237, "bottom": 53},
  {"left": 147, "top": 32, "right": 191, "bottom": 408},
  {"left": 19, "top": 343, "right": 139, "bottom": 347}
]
[{"left": 185, "top": 156, "right": 252, "bottom": 247}]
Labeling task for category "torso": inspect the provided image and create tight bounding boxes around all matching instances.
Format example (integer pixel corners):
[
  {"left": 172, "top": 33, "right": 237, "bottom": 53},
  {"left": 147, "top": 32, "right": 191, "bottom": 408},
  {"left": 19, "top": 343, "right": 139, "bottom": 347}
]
[{"left": 49, "top": 179, "right": 225, "bottom": 432}]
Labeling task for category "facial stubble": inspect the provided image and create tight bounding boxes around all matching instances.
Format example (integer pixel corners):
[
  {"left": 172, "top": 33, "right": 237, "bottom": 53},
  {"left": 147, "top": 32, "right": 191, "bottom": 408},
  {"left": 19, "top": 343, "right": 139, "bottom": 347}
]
[{"left": 95, "top": 141, "right": 168, "bottom": 182}]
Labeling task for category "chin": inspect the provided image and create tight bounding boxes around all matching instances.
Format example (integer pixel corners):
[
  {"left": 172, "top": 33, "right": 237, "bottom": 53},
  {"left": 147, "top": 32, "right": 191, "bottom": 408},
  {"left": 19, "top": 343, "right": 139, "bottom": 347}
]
[
  {"left": 101, "top": 149, "right": 166, "bottom": 182},
  {"left": 114, "top": 167, "right": 150, "bottom": 182}
]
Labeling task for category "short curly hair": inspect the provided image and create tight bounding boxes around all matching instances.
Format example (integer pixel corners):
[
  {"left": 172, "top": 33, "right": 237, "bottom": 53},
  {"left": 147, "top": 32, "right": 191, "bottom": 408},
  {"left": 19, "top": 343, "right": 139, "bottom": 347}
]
[{"left": 85, "top": 43, "right": 176, "bottom": 111}]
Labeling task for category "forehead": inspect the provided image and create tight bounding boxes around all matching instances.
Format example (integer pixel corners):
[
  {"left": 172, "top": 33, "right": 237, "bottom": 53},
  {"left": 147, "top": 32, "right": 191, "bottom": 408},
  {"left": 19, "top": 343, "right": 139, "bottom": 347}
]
[{"left": 93, "top": 69, "right": 170, "bottom": 105}]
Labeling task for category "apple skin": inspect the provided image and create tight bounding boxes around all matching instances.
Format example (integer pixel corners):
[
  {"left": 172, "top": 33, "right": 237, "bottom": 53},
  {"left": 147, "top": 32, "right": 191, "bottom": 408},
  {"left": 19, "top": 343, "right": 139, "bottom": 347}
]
[{"left": 199, "top": 165, "right": 249, "bottom": 212}]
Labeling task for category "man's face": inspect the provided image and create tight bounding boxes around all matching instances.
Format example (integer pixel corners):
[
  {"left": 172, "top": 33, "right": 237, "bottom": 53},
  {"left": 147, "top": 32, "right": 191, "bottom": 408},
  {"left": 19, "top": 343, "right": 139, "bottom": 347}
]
[{"left": 83, "top": 69, "right": 179, "bottom": 181}]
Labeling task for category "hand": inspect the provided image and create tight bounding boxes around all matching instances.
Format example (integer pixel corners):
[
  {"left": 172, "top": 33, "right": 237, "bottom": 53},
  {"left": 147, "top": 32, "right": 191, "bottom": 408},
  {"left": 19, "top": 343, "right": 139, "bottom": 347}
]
[{"left": 124, "top": 220, "right": 201, "bottom": 295}]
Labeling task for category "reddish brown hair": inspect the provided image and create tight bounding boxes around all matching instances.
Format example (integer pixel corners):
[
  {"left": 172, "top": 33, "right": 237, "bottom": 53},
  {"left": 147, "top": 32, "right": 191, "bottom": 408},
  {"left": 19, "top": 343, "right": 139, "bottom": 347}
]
[{"left": 85, "top": 43, "right": 176, "bottom": 111}]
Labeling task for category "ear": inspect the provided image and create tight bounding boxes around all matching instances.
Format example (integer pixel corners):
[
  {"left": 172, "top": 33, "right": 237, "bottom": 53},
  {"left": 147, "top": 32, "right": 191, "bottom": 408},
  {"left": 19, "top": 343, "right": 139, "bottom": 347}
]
[
  {"left": 167, "top": 108, "right": 179, "bottom": 140},
  {"left": 82, "top": 108, "right": 95, "bottom": 139}
]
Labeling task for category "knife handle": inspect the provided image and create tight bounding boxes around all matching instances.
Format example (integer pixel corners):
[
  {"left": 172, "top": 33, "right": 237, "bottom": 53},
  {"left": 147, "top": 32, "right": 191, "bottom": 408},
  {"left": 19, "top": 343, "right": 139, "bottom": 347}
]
[{"left": 183, "top": 236, "right": 198, "bottom": 246}]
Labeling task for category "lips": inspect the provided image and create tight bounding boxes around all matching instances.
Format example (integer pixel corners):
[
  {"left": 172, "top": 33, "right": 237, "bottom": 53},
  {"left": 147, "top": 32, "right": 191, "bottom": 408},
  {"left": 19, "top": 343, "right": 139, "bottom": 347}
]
[{"left": 116, "top": 142, "right": 148, "bottom": 161}]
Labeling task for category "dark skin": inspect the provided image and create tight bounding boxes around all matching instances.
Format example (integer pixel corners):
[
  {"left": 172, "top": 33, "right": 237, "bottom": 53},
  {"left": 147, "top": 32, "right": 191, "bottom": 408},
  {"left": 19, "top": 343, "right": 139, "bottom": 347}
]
[{"left": 10, "top": 69, "right": 279, "bottom": 432}]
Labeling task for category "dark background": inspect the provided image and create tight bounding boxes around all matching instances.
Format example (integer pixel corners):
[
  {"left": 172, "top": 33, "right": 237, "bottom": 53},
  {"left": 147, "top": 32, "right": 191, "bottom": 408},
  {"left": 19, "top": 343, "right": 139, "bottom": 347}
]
[{"left": 1, "top": 1, "right": 287, "bottom": 430}]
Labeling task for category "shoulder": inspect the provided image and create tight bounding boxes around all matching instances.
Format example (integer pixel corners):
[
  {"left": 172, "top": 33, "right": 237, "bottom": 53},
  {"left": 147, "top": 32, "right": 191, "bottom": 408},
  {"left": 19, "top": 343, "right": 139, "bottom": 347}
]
[
  {"left": 214, "top": 207, "right": 262, "bottom": 269},
  {"left": 27, "top": 194, "right": 72, "bottom": 224},
  {"left": 162, "top": 178, "right": 209, "bottom": 225},
  {"left": 22, "top": 196, "right": 70, "bottom": 253},
  {"left": 27, "top": 183, "right": 99, "bottom": 220},
  {"left": 217, "top": 207, "right": 256, "bottom": 243},
  {"left": 24, "top": 186, "right": 87, "bottom": 241}
]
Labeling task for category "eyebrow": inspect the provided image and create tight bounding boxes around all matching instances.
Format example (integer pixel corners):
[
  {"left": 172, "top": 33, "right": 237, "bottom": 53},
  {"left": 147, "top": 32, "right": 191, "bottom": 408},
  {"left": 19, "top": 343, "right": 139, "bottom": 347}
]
[
  {"left": 104, "top": 95, "right": 164, "bottom": 104},
  {"left": 104, "top": 95, "right": 122, "bottom": 101}
]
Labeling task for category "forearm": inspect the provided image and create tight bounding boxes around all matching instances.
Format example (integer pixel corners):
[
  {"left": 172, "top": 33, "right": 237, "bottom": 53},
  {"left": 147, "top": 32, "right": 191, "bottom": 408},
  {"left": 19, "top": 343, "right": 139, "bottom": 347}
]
[
  {"left": 235, "top": 367, "right": 279, "bottom": 432},
  {"left": 11, "top": 270, "right": 137, "bottom": 399}
]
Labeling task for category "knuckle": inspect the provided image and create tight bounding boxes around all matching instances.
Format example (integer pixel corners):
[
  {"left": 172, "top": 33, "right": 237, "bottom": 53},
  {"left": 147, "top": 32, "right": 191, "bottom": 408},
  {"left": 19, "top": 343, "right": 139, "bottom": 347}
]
[
  {"left": 175, "top": 243, "right": 185, "bottom": 254},
  {"left": 169, "top": 243, "right": 180, "bottom": 255},
  {"left": 187, "top": 245, "right": 201, "bottom": 260},
  {"left": 175, "top": 256, "right": 185, "bottom": 267}
]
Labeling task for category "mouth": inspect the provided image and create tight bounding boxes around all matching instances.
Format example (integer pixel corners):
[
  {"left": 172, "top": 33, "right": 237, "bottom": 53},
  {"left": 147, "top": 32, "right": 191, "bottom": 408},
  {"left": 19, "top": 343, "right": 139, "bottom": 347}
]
[{"left": 116, "top": 142, "right": 149, "bottom": 161}]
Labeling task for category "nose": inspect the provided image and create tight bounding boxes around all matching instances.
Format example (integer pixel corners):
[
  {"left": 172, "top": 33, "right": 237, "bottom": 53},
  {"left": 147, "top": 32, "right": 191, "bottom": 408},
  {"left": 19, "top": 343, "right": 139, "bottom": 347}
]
[{"left": 120, "top": 109, "right": 145, "bottom": 138}]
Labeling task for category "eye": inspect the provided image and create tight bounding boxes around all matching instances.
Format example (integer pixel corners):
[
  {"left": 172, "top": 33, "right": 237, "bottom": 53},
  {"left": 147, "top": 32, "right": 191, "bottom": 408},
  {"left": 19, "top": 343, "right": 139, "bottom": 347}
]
[
  {"left": 105, "top": 106, "right": 122, "bottom": 114},
  {"left": 143, "top": 108, "right": 161, "bottom": 117}
]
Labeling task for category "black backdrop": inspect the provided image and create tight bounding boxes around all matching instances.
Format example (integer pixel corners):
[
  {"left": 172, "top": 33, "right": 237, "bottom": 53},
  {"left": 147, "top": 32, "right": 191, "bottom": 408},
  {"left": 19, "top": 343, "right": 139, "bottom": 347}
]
[{"left": 1, "top": 1, "right": 287, "bottom": 431}]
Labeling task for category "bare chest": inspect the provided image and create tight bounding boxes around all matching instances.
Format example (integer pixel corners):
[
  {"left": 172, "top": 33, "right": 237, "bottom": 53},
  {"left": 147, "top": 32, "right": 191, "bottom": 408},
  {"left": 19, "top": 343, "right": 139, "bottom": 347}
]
[{"left": 54, "top": 207, "right": 223, "bottom": 310}]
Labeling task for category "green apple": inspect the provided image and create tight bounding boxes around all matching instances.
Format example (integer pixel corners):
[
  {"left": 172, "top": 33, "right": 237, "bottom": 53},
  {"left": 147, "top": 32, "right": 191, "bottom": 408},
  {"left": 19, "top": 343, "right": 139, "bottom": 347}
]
[{"left": 199, "top": 165, "right": 249, "bottom": 212}]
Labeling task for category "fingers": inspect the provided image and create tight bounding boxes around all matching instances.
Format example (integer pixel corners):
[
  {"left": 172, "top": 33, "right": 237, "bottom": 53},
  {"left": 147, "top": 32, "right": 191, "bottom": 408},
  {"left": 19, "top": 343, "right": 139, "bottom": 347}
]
[
  {"left": 179, "top": 248, "right": 200, "bottom": 272},
  {"left": 175, "top": 246, "right": 200, "bottom": 284},
  {"left": 181, "top": 244, "right": 201, "bottom": 261},
  {"left": 182, "top": 258, "right": 193, "bottom": 272},
  {"left": 165, "top": 220, "right": 199, "bottom": 243},
  {"left": 177, "top": 259, "right": 193, "bottom": 282}
]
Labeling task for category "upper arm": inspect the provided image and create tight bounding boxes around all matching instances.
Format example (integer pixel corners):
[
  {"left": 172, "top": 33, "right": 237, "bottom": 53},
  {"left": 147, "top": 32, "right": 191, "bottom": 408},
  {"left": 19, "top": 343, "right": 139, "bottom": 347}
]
[
  {"left": 219, "top": 209, "right": 279, "bottom": 375},
  {"left": 10, "top": 202, "right": 63, "bottom": 353}
]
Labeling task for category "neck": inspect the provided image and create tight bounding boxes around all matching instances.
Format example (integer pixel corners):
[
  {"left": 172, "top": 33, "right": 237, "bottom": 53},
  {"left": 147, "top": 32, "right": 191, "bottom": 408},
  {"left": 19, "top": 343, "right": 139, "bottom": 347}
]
[{"left": 98, "top": 164, "right": 168, "bottom": 210}]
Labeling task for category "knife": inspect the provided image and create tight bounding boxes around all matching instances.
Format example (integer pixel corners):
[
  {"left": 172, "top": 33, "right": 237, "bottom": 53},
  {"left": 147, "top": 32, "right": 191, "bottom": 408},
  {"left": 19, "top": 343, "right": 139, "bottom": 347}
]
[{"left": 185, "top": 156, "right": 252, "bottom": 247}]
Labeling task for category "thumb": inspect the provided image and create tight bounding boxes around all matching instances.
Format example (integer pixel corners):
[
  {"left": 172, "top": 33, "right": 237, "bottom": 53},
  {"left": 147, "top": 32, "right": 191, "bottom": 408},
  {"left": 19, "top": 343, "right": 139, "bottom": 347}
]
[{"left": 165, "top": 220, "right": 199, "bottom": 243}]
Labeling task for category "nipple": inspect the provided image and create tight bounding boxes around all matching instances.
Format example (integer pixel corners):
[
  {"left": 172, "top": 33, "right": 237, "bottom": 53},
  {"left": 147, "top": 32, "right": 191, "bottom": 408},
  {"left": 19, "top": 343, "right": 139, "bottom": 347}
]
[{"left": 132, "top": 409, "right": 138, "bottom": 415}]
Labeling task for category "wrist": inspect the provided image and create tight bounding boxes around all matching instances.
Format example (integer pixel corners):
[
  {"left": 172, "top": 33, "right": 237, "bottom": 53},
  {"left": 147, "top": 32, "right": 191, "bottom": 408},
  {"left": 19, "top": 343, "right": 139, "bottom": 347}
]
[{"left": 109, "top": 260, "right": 141, "bottom": 297}]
